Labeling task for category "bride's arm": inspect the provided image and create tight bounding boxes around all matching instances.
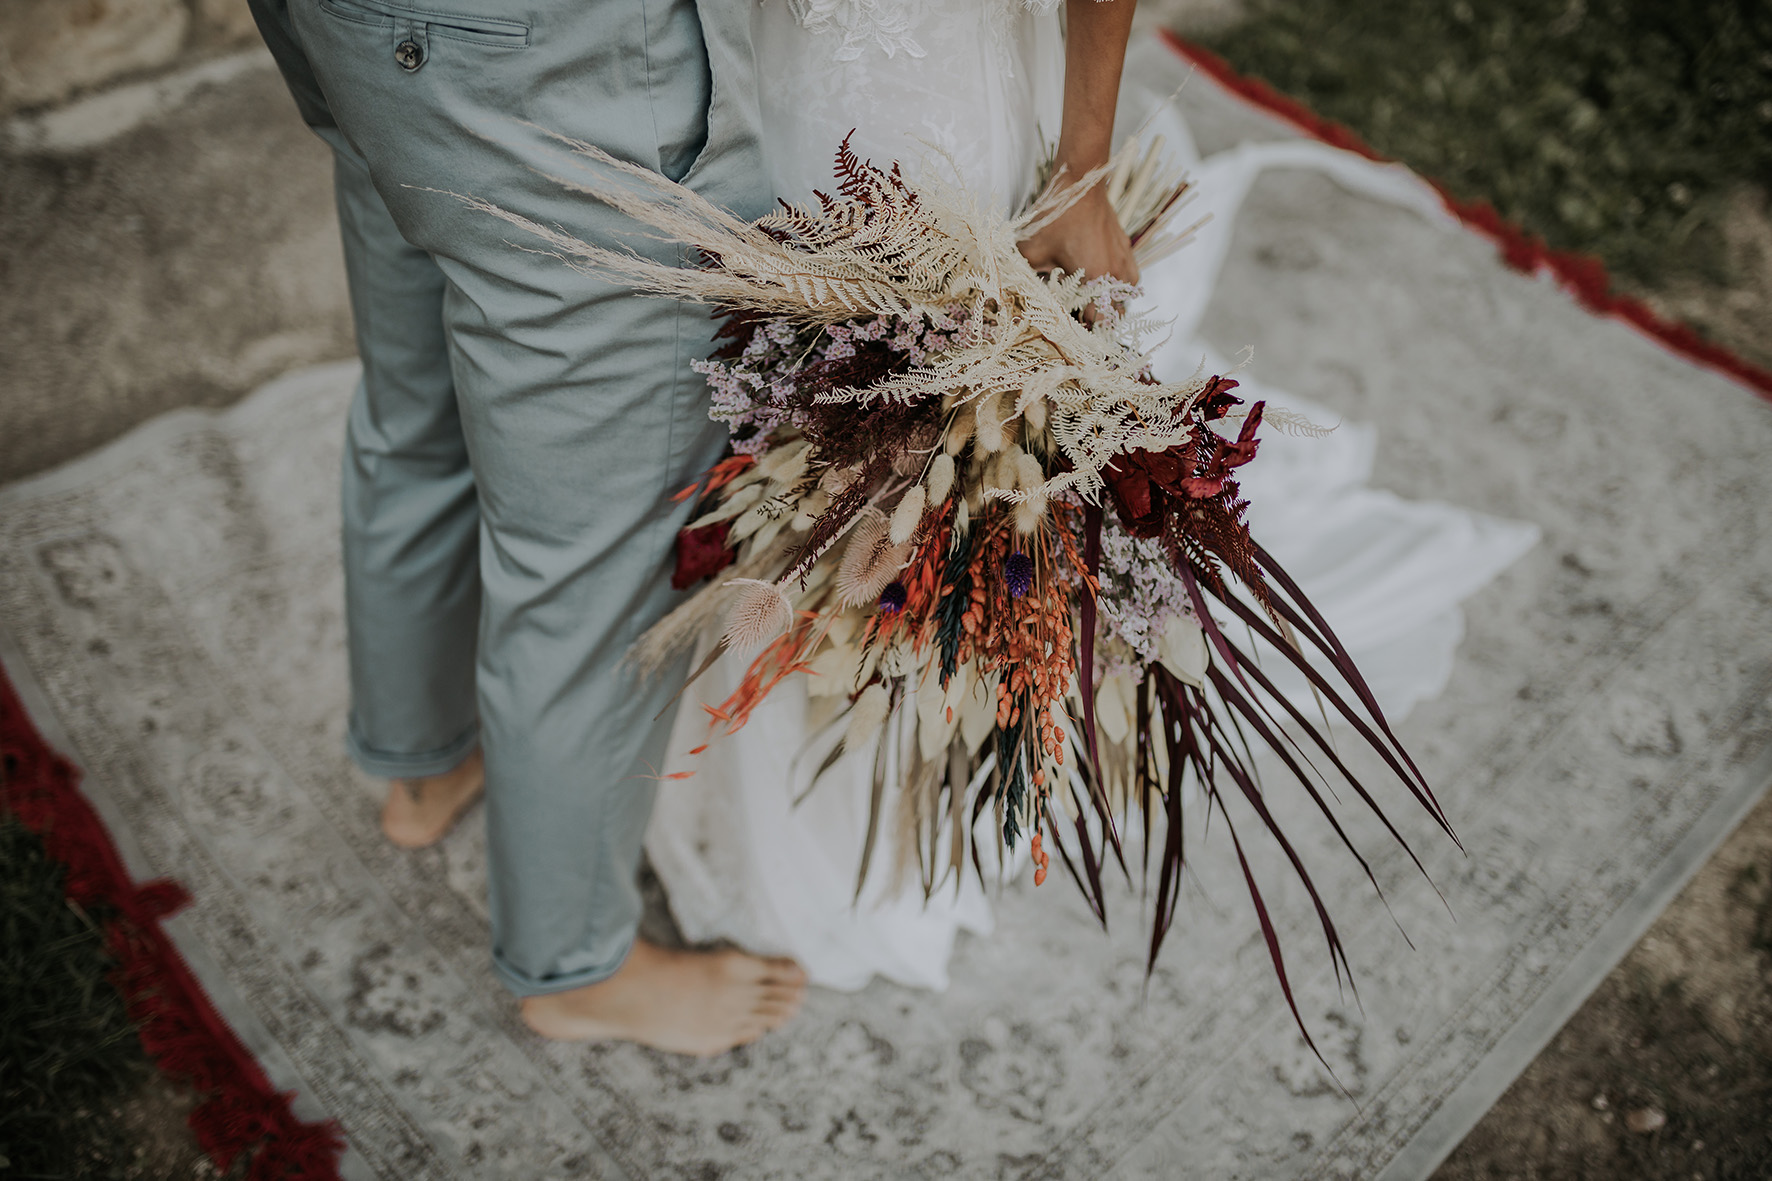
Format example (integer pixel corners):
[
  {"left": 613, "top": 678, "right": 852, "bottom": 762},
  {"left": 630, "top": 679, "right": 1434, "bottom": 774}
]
[{"left": 1019, "top": 0, "right": 1140, "bottom": 285}]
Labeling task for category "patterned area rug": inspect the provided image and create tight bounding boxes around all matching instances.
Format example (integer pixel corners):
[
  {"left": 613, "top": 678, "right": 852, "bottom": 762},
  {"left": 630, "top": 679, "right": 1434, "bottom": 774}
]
[{"left": 3, "top": 41, "right": 1770, "bottom": 1180}]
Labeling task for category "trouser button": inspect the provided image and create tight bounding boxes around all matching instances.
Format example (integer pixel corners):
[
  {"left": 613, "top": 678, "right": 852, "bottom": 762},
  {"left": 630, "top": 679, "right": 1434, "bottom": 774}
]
[{"left": 395, "top": 39, "right": 424, "bottom": 71}]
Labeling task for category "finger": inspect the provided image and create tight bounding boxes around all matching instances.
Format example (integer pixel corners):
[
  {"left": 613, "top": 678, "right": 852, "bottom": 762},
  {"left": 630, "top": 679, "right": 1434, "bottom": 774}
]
[{"left": 1121, "top": 252, "right": 1141, "bottom": 286}]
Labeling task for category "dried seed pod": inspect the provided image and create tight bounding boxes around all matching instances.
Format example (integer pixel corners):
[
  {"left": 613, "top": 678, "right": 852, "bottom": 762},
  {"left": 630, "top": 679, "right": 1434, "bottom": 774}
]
[
  {"left": 991, "top": 445, "right": 1023, "bottom": 493},
  {"left": 836, "top": 506, "right": 911, "bottom": 607},
  {"left": 819, "top": 463, "right": 860, "bottom": 495},
  {"left": 944, "top": 410, "right": 972, "bottom": 456},
  {"left": 722, "top": 578, "right": 792, "bottom": 655},
  {"left": 1023, "top": 395, "right": 1048, "bottom": 434},
  {"left": 1004, "top": 551, "right": 1034, "bottom": 597},
  {"left": 925, "top": 452, "right": 956, "bottom": 504},
  {"left": 973, "top": 391, "right": 1004, "bottom": 453},
  {"left": 1012, "top": 448, "right": 1048, "bottom": 532},
  {"left": 889, "top": 484, "right": 926, "bottom": 545}
]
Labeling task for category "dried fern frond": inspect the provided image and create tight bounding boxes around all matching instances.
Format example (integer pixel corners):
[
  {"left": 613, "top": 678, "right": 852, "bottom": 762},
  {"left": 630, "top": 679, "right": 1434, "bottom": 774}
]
[{"left": 1244, "top": 406, "right": 1338, "bottom": 438}]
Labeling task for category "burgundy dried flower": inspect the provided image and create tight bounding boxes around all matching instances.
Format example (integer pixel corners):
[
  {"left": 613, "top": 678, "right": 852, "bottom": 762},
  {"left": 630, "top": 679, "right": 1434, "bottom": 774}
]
[
  {"left": 879, "top": 581, "right": 908, "bottom": 613},
  {"left": 672, "top": 519, "right": 736, "bottom": 590},
  {"left": 1004, "top": 552, "right": 1033, "bottom": 599}
]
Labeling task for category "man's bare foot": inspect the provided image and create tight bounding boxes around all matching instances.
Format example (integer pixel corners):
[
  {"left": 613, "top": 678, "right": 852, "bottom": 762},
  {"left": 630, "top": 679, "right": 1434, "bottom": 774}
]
[
  {"left": 381, "top": 748, "right": 484, "bottom": 849},
  {"left": 519, "top": 939, "right": 808, "bottom": 1056}
]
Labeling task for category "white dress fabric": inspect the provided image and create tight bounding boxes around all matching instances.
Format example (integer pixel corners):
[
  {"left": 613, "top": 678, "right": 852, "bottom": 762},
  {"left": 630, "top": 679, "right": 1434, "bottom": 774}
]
[{"left": 644, "top": 3, "right": 1540, "bottom": 992}]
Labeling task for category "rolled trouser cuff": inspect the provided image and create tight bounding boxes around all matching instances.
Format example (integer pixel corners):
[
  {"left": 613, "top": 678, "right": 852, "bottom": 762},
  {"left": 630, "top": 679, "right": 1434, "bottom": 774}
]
[
  {"left": 491, "top": 930, "right": 636, "bottom": 999},
  {"left": 347, "top": 721, "right": 479, "bottom": 780}
]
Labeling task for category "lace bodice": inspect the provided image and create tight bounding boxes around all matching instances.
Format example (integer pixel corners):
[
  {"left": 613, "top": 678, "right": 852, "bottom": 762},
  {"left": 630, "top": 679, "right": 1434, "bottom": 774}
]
[
  {"left": 783, "top": 0, "right": 1063, "bottom": 62},
  {"left": 754, "top": 0, "right": 1066, "bottom": 212}
]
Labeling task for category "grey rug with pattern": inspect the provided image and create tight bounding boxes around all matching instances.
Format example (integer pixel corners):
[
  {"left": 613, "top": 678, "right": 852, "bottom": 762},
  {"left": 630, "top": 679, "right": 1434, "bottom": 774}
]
[{"left": 3, "top": 42, "right": 1769, "bottom": 1181}]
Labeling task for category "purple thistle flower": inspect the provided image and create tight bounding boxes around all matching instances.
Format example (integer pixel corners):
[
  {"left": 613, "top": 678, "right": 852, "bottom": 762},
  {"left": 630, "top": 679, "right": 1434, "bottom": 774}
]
[
  {"left": 879, "top": 581, "right": 908, "bottom": 613},
  {"left": 1004, "top": 552, "right": 1034, "bottom": 599}
]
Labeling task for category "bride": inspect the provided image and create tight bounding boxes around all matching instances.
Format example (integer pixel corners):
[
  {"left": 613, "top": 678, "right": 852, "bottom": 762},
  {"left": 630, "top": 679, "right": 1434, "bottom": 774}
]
[{"left": 644, "top": 0, "right": 1537, "bottom": 993}]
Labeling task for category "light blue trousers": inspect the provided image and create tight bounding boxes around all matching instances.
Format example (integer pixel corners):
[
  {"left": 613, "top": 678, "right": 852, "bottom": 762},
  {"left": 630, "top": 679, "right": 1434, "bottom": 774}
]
[{"left": 248, "top": 0, "right": 767, "bottom": 996}]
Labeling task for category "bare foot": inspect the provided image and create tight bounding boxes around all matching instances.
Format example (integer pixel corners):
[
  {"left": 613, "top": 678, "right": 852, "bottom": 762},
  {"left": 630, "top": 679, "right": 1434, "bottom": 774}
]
[
  {"left": 519, "top": 939, "right": 808, "bottom": 1056},
  {"left": 381, "top": 747, "right": 484, "bottom": 849}
]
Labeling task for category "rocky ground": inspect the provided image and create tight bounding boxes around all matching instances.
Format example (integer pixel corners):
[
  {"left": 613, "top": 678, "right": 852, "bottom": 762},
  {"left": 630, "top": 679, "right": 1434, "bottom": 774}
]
[{"left": 1, "top": 5, "right": 1769, "bottom": 1178}]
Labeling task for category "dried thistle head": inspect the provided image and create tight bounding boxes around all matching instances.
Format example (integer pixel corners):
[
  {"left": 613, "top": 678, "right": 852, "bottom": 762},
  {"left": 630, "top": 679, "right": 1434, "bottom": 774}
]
[
  {"left": 721, "top": 578, "right": 793, "bottom": 655},
  {"left": 835, "top": 506, "right": 912, "bottom": 607}
]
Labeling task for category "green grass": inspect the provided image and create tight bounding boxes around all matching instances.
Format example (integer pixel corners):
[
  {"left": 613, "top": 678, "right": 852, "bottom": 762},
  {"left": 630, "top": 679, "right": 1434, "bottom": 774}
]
[
  {"left": 1200, "top": 0, "right": 1772, "bottom": 286},
  {"left": 0, "top": 811, "right": 155, "bottom": 1177}
]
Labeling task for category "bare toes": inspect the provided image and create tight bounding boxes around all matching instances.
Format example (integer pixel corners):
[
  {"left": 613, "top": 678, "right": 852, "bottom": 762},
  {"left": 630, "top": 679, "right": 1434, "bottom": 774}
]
[
  {"left": 717, "top": 952, "right": 770, "bottom": 982},
  {"left": 762, "top": 958, "right": 807, "bottom": 985},
  {"left": 729, "top": 1024, "right": 769, "bottom": 1050},
  {"left": 755, "top": 992, "right": 800, "bottom": 1015},
  {"left": 753, "top": 1007, "right": 797, "bottom": 1031}
]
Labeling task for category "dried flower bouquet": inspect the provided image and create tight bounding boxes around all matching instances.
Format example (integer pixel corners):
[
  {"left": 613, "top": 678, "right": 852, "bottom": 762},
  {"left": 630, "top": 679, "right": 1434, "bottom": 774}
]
[{"left": 472, "top": 129, "right": 1455, "bottom": 1051}]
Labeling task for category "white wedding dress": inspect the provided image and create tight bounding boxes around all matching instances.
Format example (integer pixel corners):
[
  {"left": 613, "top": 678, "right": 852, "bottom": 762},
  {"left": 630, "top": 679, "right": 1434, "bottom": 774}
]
[{"left": 644, "top": 1, "right": 1540, "bottom": 992}]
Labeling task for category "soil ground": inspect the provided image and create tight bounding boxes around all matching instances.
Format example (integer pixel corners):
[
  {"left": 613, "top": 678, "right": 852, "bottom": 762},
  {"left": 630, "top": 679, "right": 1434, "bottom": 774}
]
[{"left": 1436, "top": 798, "right": 1772, "bottom": 1180}]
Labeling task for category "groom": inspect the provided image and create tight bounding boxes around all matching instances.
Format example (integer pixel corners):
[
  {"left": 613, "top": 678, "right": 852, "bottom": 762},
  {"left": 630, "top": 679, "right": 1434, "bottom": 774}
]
[{"left": 246, "top": 0, "right": 807, "bottom": 1054}]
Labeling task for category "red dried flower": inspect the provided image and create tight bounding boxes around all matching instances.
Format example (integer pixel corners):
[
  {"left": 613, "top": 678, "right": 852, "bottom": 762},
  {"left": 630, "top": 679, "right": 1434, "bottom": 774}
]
[{"left": 671, "top": 519, "right": 736, "bottom": 590}]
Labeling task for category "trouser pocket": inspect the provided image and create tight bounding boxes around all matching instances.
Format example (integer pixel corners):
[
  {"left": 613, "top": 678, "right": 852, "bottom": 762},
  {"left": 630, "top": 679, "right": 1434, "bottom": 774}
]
[{"left": 317, "top": 0, "right": 529, "bottom": 58}]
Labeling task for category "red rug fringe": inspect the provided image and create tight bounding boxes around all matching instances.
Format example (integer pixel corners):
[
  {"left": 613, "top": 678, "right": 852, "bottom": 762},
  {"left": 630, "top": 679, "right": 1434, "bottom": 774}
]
[
  {"left": 0, "top": 666, "right": 343, "bottom": 1180},
  {"left": 1159, "top": 31, "right": 1772, "bottom": 403}
]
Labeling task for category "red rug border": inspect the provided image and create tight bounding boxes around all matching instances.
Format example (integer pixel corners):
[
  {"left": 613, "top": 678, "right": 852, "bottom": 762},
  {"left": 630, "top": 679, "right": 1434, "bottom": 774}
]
[
  {"left": 1158, "top": 31, "right": 1772, "bottom": 403},
  {"left": 0, "top": 663, "right": 343, "bottom": 1180}
]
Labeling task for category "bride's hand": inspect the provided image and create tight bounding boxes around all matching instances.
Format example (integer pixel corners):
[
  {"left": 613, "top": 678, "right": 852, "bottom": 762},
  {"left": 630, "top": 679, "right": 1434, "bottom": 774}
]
[
  {"left": 1018, "top": 185, "right": 1140, "bottom": 287},
  {"left": 1021, "top": 0, "right": 1137, "bottom": 290}
]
